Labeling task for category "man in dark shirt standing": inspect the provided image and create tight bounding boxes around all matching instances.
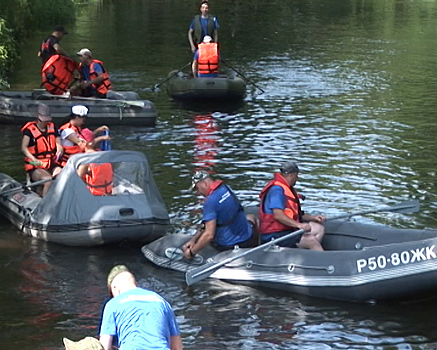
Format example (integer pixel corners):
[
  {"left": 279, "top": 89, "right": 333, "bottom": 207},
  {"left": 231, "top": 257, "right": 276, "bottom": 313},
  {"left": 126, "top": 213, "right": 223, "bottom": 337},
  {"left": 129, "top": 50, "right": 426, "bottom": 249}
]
[{"left": 38, "top": 26, "right": 69, "bottom": 65}]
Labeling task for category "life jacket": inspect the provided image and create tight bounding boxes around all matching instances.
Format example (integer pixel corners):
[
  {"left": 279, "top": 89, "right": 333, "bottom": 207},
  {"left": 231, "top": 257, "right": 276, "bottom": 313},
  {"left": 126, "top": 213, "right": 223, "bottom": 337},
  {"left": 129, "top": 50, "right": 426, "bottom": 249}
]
[
  {"left": 58, "top": 122, "right": 85, "bottom": 167},
  {"left": 84, "top": 163, "right": 113, "bottom": 196},
  {"left": 259, "top": 173, "right": 303, "bottom": 234},
  {"left": 193, "top": 15, "right": 215, "bottom": 44},
  {"left": 79, "top": 60, "right": 112, "bottom": 95},
  {"left": 41, "top": 55, "right": 78, "bottom": 95},
  {"left": 21, "top": 121, "right": 57, "bottom": 171},
  {"left": 197, "top": 42, "right": 219, "bottom": 75},
  {"left": 39, "top": 35, "right": 57, "bottom": 65}
]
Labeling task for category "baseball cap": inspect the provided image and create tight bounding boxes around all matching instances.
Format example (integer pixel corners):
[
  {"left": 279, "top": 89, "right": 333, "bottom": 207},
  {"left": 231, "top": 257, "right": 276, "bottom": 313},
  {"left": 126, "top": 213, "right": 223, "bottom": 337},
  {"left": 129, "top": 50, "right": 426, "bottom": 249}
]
[
  {"left": 280, "top": 161, "right": 299, "bottom": 174},
  {"left": 77, "top": 48, "right": 93, "bottom": 57},
  {"left": 54, "top": 26, "right": 68, "bottom": 34},
  {"left": 190, "top": 170, "right": 209, "bottom": 190},
  {"left": 107, "top": 265, "right": 130, "bottom": 288},
  {"left": 63, "top": 337, "right": 104, "bottom": 350},
  {"left": 37, "top": 104, "right": 52, "bottom": 122},
  {"left": 72, "top": 105, "right": 89, "bottom": 117},
  {"left": 203, "top": 35, "right": 212, "bottom": 43}
]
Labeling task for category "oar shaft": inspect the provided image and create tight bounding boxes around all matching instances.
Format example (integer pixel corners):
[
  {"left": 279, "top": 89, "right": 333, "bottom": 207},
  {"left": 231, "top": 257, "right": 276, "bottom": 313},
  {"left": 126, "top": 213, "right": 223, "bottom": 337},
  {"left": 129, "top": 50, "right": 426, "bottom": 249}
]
[
  {"left": 154, "top": 62, "right": 192, "bottom": 90},
  {"left": 221, "top": 59, "right": 265, "bottom": 94},
  {"left": 0, "top": 177, "right": 55, "bottom": 197}
]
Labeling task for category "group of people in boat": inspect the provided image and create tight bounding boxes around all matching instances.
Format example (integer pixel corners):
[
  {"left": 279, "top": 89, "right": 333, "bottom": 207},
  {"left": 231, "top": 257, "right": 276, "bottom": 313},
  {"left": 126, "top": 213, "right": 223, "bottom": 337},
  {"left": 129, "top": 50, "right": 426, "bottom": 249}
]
[
  {"left": 183, "top": 162, "right": 327, "bottom": 259},
  {"left": 39, "top": 26, "right": 112, "bottom": 97},
  {"left": 21, "top": 103, "right": 112, "bottom": 197}
]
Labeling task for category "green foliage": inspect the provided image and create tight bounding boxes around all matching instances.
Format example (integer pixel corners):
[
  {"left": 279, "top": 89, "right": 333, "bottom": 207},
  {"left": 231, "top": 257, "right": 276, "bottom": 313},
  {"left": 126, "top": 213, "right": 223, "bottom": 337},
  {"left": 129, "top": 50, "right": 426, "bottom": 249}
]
[
  {"left": 0, "top": 18, "right": 16, "bottom": 88},
  {"left": 27, "top": 0, "right": 76, "bottom": 26}
]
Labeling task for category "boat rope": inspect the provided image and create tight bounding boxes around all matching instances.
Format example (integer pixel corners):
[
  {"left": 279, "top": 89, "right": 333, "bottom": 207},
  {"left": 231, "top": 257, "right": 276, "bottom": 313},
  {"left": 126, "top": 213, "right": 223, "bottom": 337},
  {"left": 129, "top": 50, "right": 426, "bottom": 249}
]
[{"left": 223, "top": 260, "right": 335, "bottom": 274}]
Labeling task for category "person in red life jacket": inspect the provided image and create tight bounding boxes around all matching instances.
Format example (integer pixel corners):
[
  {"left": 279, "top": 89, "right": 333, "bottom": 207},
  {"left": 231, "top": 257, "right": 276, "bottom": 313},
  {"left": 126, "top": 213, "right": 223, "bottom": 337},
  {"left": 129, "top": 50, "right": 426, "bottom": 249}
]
[
  {"left": 21, "top": 104, "right": 63, "bottom": 197},
  {"left": 58, "top": 105, "right": 109, "bottom": 167},
  {"left": 192, "top": 35, "right": 220, "bottom": 78},
  {"left": 73, "top": 48, "right": 112, "bottom": 98},
  {"left": 38, "top": 26, "right": 69, "bottom": 65},
  {"left": 182, "top": 171, "right": 257, "bottom": 259},
  {"left": 76, "top": 131, "right": 113, "bottom": 196},
  {"left": 259, "top": 161, "right": 326, "bottom": 251},
  {"left": 188, "top": 0, "right": 219, "bottom": 53}
]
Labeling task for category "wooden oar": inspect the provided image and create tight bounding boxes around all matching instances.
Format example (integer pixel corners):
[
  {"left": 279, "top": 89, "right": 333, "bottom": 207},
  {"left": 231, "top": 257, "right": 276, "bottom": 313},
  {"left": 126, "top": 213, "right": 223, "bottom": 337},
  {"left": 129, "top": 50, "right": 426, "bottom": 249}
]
[
  {"left": 220, "top": 59, "right": 265, "bottom": 94},
  {"left": 0, "top": 177, "right": 56, "bottom": 197},
  {"left": 152, "top": 61, "right": 193, "bottom": 92},
  {"left": 185, "top": 200, "right": 420, "bottom": 286}
]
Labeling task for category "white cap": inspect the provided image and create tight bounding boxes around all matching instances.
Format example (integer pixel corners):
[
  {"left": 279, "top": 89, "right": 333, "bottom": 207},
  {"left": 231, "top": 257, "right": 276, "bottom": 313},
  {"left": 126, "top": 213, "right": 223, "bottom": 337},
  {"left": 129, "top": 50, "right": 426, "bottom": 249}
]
[
  {"left": 203, "top": 35, "right": 212, "bottom": 43},
  {"left": 77, "top": 48, "right": 92, "bottom": 57},
  {"left": 72, "top": 105, "right": 89, "bottom": 117}
]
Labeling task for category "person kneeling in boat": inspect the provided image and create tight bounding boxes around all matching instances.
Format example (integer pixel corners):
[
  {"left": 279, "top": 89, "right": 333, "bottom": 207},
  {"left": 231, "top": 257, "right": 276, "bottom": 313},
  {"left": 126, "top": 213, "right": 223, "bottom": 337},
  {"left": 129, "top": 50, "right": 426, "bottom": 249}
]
[
  {"left": 192, "top": 35, "right": 219, "bottom": 78},
  {"left": 76, "top": 131, "right": 113, "bottom": 196},
  {"left": 58, "top": 105, "right": 109, "bottom": 167},
  {"left": 21, "top": 104, "right": 63, "bottom": 197},
  {"left": 183, "top": 171, "right": 257, "bottom": 259},
  {"left": 71, "top": 48, "right": 112, "bottom": 98},
  {"left": 259, "top": 161, "right": 326, "bottom": 251}
]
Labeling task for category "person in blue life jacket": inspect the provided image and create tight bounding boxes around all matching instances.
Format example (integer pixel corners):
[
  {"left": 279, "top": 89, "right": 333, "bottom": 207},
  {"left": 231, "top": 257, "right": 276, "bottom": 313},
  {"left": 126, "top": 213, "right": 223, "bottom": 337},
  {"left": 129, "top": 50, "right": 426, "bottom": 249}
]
[
  {"left": 192, "top": 35, "right": 220, "bottom": 78},
  {"left": 99, "top": 265, "right": 183, "bottom": 350},
  {"left": 183, "top": 171, "right": 258, "bottom": 259},
  {"left": 188, "top": 0, "right": 219, "bottom": 53}
]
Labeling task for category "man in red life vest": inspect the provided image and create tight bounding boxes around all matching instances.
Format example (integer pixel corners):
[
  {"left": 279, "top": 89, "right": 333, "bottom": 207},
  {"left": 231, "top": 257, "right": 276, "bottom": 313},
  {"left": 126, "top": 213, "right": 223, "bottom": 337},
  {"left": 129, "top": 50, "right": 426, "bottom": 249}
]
[
  {"left": 192, "top": 35, "right": 219, "bottom": 78},
  {"left": 38, "top": 26, "right": 69, "bottom": 65},
  {"left": 259, "top": 161, "right": 326, "bottom": 251},
  {"left": 21, "top": 104, "right": 63, "bottom": 197},
  {"left": 74, "top": 48, "right": 112, "bottom": 98}
]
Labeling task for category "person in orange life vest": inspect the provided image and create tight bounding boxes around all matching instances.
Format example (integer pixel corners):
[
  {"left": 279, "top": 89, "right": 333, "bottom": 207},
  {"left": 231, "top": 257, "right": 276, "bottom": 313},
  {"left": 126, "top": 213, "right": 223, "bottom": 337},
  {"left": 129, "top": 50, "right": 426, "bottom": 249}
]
[
  {"left": 188, "top": 0, "right": 219, "bottom": 53},
  {"left": 183, "top": 171, "right": 257, "bottom": 259},
  {"left": 58, "top": 105, "right": 109, "bottom": 167},
  {"left": 21, "top": 104, "right": 63, "bottom": 197},
  {"left": 73, "top": 48, "right": 112, "bottom": 98},
  {"left": 192, "top": 35, "right": 220, "bottom": 78},
  {"left": 259, "top": 161, "right": 326, "bottom": 251},
  {"left": 38, "top": 26, "right": 69, "bottom": 65},
  {"left": 76, "top": 130, "right": 113, "bottom": 196}
]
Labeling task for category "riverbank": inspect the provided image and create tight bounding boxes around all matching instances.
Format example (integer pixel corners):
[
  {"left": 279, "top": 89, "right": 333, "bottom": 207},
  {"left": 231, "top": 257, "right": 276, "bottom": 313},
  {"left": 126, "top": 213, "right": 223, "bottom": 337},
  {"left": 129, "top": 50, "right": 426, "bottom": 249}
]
[{"left": 0, "top": 0, "right": 80, "bottom": 88}]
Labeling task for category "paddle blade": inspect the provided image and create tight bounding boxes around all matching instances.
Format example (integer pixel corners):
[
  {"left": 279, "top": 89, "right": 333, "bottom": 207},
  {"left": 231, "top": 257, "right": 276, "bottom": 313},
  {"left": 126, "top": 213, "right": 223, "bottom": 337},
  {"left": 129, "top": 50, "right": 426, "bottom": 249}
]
[
  {"left": 186, "top": 261, "right": 219, "bottom": 286},
  {"left": 387, "top": 200, "right": 420, "bottom": 214}
]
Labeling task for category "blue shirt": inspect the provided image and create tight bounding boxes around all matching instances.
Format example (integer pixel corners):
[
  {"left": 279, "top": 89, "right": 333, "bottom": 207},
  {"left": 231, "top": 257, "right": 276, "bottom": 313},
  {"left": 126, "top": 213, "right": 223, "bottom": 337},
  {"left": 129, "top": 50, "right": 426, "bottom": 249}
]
[
  {"left": 190, "top": 16, "right": 220, "bottom": 41},
  {"left": 100, "top": 287, "right": 180, "bottom": 350},
  {"left": 203, "top": 184, "right": 252, "bottom": 247},
  {"left": 263, "top": 185, "right": 287, "bottom": 214},
  {"left": 80, "top": 62, "right": 103, "bottom": 95}
]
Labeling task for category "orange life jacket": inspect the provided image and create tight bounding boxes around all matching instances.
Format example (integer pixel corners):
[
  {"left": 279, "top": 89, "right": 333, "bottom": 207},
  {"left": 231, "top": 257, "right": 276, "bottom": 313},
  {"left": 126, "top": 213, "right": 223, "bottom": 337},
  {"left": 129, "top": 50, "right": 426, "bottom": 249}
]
[
  {"left": 41, "top": 55, "right": 78, "bottom": 95},
  {"left": 58, "top": 122, "right": 85, "bottom": 167},
  {"left": 84, "top": 163, "right": 113, "bottom": 196},
  {"left": 21, "top": 121, "right": 57, "bottom": 171},
  {"left": 197, "top": 43, "right": 219, "bottom": 75},
  {"left": 259, "top": 173, "right": 303, "bottom": 234},
  {"left": 79, "top": 60, "right": 112, "bottom": 95}
]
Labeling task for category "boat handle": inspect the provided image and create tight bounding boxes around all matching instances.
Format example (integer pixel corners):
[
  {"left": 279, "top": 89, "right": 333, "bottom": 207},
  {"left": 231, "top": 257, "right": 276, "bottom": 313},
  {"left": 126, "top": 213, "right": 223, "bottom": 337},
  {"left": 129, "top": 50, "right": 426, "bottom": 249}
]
[{"left": 119, "top": 208, "right": 134, "bottom": 216}]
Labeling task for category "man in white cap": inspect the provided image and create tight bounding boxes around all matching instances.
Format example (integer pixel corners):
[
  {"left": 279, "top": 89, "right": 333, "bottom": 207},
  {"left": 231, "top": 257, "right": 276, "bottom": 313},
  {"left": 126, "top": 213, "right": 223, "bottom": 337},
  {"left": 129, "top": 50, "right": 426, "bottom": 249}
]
[
  {"left": 74, "top": 48, "right": 112, "bottom": 98},
  {"left": 188, "top": 0, "right": 219, "bottom": 53},
  {"left": 192, "top": 35, "right": 220, "bottom": 78},
  {"left": 99, "top": 265, "right": 183, "bottom": 350},
  {"left": 258, "top": 161, "right": 326, "bottom": 250}
]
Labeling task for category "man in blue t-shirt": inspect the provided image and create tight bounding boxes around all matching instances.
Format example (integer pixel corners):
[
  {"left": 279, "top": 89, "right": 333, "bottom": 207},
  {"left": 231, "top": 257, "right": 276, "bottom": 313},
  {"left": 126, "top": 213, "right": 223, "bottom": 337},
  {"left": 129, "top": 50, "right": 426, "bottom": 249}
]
[
  {"left": 100, "top": 265, "right": 183, "bottom": 350},
  {"left": 183, "top": 171, "right": 256, "bottom": 259},
  {"left": 188, "top": 0, "right": 220, "bottom": 53}
]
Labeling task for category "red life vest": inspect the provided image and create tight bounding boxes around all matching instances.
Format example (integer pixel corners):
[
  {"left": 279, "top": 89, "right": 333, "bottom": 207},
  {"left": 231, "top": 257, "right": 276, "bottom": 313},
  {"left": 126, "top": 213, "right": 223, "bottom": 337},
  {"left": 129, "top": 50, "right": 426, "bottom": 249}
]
[
  {"left": 259, "top": 173, "right": 303, "bottom": 234},
  {"left": 197, "top": 43, "right": 219, "bottom": 75},
  {"left": 58, "top": 122, "right": 85, "bottom": 167},
  {"left": 84, "top": 163, "right": 113, "bottom": 196},
  {"left": 21, "top": 121, "right": 57, "bottom": 171},
  {"left": 80, "top": 60, "right": 112, "bottom": 95},
  {"left": 41, "top": 55, "right": 78, "bottom": 95}
]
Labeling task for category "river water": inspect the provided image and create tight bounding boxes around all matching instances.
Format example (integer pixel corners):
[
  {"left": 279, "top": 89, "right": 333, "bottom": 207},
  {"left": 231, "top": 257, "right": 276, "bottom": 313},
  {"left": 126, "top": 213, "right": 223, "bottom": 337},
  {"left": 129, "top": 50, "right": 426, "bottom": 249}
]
[{"left": 1, "top": 0, "right": 437, "bottom": 349}]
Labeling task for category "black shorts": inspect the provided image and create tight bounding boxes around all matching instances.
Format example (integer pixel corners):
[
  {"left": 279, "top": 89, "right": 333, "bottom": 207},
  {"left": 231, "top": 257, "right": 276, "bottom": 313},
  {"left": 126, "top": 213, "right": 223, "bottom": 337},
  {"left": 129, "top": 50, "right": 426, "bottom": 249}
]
[
  {"left": 260, "top": 229, "right": 303, "bottom": 248},
  {"left": 212, "top": 220, "right": 257, "bottom": 251}
]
